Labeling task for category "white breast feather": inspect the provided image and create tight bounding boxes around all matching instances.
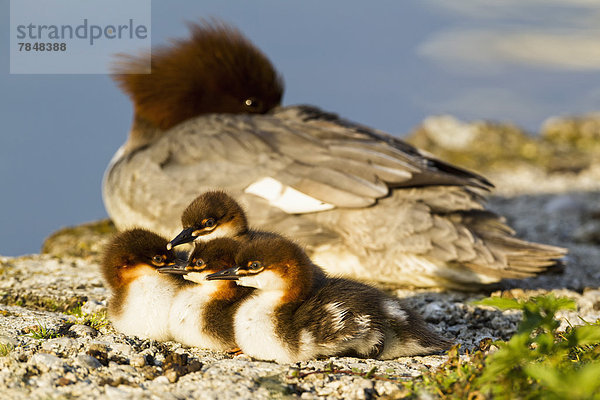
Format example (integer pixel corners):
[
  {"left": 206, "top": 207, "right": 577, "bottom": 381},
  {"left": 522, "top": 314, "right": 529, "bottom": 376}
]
[
  {"left": 234, "top": 290, "right": 294, "bottom": 363},
  {"left": 245, "top": 177, "right": 335, "bottom": 213},
  {"left": 168, "top": 284, "right": 228, "bottom": 351},
  {"left": 110, "top": 275, "right": 176, "bottom": 341}
]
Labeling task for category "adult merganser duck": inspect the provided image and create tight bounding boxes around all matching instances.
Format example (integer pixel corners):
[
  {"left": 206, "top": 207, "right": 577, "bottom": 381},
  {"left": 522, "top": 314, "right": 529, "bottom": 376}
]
[
  {"left": 167, "top": 190, "right": 277, "bottom": 250},
  {"left": 100, "top": 228, "right": 190, "bottom": 340},
  {"left": 159, "top": 237, "right": 253, "bottom": 351},
  {"left": 103, "top": 20, "right": 566, "bottom": 288},
  {"left": 207, "top": 236, "right": 451, "bottom": 363}
]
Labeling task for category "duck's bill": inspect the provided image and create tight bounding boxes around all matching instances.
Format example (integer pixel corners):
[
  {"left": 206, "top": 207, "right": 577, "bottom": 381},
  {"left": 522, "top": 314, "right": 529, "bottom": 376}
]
[
  {"left": 158, "top": 260, "right": 189, "bottom": 275},
  {"left": 206, "top": 267, "right": 240, "bottom": 281},
  {"left": 167, "top": 228, "right": 196, "bottom": 250}
]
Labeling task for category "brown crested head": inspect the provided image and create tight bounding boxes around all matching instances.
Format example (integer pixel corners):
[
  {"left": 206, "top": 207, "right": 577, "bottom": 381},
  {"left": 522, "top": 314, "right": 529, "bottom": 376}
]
[
  {"left": 235, "top": 236, "right": 311, "bottom": 271},
  {"left": 186, "top": 238, "right": 240, "bottom": 274},
  {"left": 182, "top": 190, "right": 248, "bottom": 237},
  {"left": 112, "top": 19, "right": 284, "bottom": 131},
  {"left": 233, "top": 236, "right": 315, "bottom": 300},
  {"left": 101, "top": 228, "right": 177, "bottom": 289}
]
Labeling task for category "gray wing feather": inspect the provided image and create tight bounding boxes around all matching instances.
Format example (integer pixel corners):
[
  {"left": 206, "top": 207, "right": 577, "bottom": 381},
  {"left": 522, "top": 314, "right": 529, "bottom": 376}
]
[{"left": 152, "top": 106, "right": 491, "bottom": 211}]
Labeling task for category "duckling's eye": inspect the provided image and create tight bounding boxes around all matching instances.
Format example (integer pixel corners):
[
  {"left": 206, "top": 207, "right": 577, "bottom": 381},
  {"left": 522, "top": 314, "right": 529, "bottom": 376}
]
[
  {"left": 195, "top": 259, "right": 205, "bottom": 267},
  {"left": 244, "top": 98, "right": 263, "bottom": 111},
  {"left": 151, "top": 255, "right": 165, "bottom": 266},
  {"left": 248, "top": 261, "right": 262, "bottom": 271},
  {"left": 204, "top": 218, "right": 216, "bottom": 228}
]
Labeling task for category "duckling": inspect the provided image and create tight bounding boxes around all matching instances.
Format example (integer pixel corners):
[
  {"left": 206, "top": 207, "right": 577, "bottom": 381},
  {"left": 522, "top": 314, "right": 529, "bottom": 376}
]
[
  {"left": 207, "top": 236, "right": 451, "bottom": 363},
  {"left": 167, "top": 190, "right": 276, "bottom": 250},
  {"left": 159, "top": 238, "right": 253, "bottom": 351},
  {"left": 101, "top": 228, "right": 190, "bottom": 340},
  {"left": 104, "top": 20, "right": 566, "bottom": 288}
]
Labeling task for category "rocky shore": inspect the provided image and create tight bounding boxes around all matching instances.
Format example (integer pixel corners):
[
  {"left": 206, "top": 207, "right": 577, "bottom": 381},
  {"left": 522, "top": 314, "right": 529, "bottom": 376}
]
[{"left": 2, "top": 115, "right": 600, "bottom": 399}]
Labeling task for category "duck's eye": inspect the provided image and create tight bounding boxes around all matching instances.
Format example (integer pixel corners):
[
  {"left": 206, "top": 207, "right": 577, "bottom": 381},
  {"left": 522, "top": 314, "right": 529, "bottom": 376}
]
[
  {"left": 204, "top": 218, "right": 216, "bottom": 228},
  {"left": 195, "top": 259, "right": 205, "bottom": 267},
  {"left": 244, "top": 98, "right": 263, "bottom": 111},
  {"left": 248, "top": 261, "right": 262, "bottom": 271},
  {"left": 151, "top": 255, "right": 165, "bottom": 266}
]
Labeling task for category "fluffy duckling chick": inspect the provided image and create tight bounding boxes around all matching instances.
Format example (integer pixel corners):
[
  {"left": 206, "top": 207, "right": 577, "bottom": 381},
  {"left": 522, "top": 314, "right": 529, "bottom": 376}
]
[
  {"left": 159, "top": 238, "right": 253, "bottom": 351},
  {"left": 167, "top": 190, "right": 276, "bottom": 250},
  {"left": 207, "top": 236, "right": 451, "bottom": 363},
  {"left": 101, "top": 228, "right": 190, "bottom": 340}
]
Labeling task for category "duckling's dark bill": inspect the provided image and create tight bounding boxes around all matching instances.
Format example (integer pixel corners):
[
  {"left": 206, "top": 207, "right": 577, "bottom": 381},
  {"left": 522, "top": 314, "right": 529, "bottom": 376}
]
[
  {"left": 158, "top": 260, "right": 189, "bottom": 275},
  {"left": 206, "top": 267, "right": 240, "bottom": 281},
  {"left": 167, "top": 228, "right": 196, "bottom": 250}
]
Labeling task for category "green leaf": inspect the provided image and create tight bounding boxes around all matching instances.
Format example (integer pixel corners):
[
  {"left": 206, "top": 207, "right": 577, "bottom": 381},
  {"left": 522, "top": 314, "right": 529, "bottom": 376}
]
[
  {"left": 365, "top": 366, "right": 377, "bottom": 379},
  {"left": 473, "top": 297, "right": 523, "bottom": 310},
  {"left": 574, "top": 325, "right": 600, "bottom": 346},
  {"left": 524, "top": 363, "right": 562, "bottom": 392},
  {"left": 571, "top": 362, "right": 600, "bottom": 394},
  {"left": 532, "top": 295, "right": 577, "bottom": 315},
  {"left": 526, "top": 362, "right": 600, "bottom": 399},
  {"left": 543, "top": 296, "right": 577, "bottom": 312},
  {"left": 518, "top": 307, "right": 545, "bottom": 335}
]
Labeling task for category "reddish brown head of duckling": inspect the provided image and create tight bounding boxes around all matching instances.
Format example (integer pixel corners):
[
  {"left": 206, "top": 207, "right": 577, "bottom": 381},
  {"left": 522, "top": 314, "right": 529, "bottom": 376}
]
[
  {"left": 207, "top": 236, "right": 321, "bottom": 303},
  {"left": 102, "top": 228, "right": 178, "bottom": 290},
  {"left": 167, "top": 191, "right": 250, "bottom": 249}
]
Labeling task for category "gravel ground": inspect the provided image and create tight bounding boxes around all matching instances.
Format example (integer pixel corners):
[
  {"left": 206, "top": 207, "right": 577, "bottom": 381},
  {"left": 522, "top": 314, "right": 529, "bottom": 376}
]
[{"left": 1, "top": 165, "right": 600, "bottom": 399}]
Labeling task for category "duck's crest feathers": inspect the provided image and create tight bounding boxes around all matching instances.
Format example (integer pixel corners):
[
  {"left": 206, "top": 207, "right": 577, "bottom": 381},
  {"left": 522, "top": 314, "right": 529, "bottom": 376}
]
[{"left": 112, "top": 19, "right": 284, "bottom": 131}]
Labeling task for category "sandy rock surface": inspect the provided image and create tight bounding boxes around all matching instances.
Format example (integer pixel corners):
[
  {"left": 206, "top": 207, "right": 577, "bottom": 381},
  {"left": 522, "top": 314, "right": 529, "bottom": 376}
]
[{"left": 2, "top": 160, "right": 600, "bottom": 398}]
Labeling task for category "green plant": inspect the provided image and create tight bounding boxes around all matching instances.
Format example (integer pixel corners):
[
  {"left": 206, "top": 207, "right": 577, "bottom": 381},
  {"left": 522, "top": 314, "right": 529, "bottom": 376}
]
[
  {"left": 405, "top": 294, "right": 600, "bottom": 399},
  {"left": 475, "top": 295, "right": 600, "bottom": 399},
  {"left": 0, "top": 342, "right": 14, "bottom": 356},
  {"left": 66, "top": 305, "right": 108, "bottom": 331},
  {"left": 65, "top": 303, "right": 84, "bottom": 317},
  {"left": 27, "top": 320, "right": 59, "bottom": 340},
  {"left": 81, "top": 310, "right": 108, "bottom": 330}
]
